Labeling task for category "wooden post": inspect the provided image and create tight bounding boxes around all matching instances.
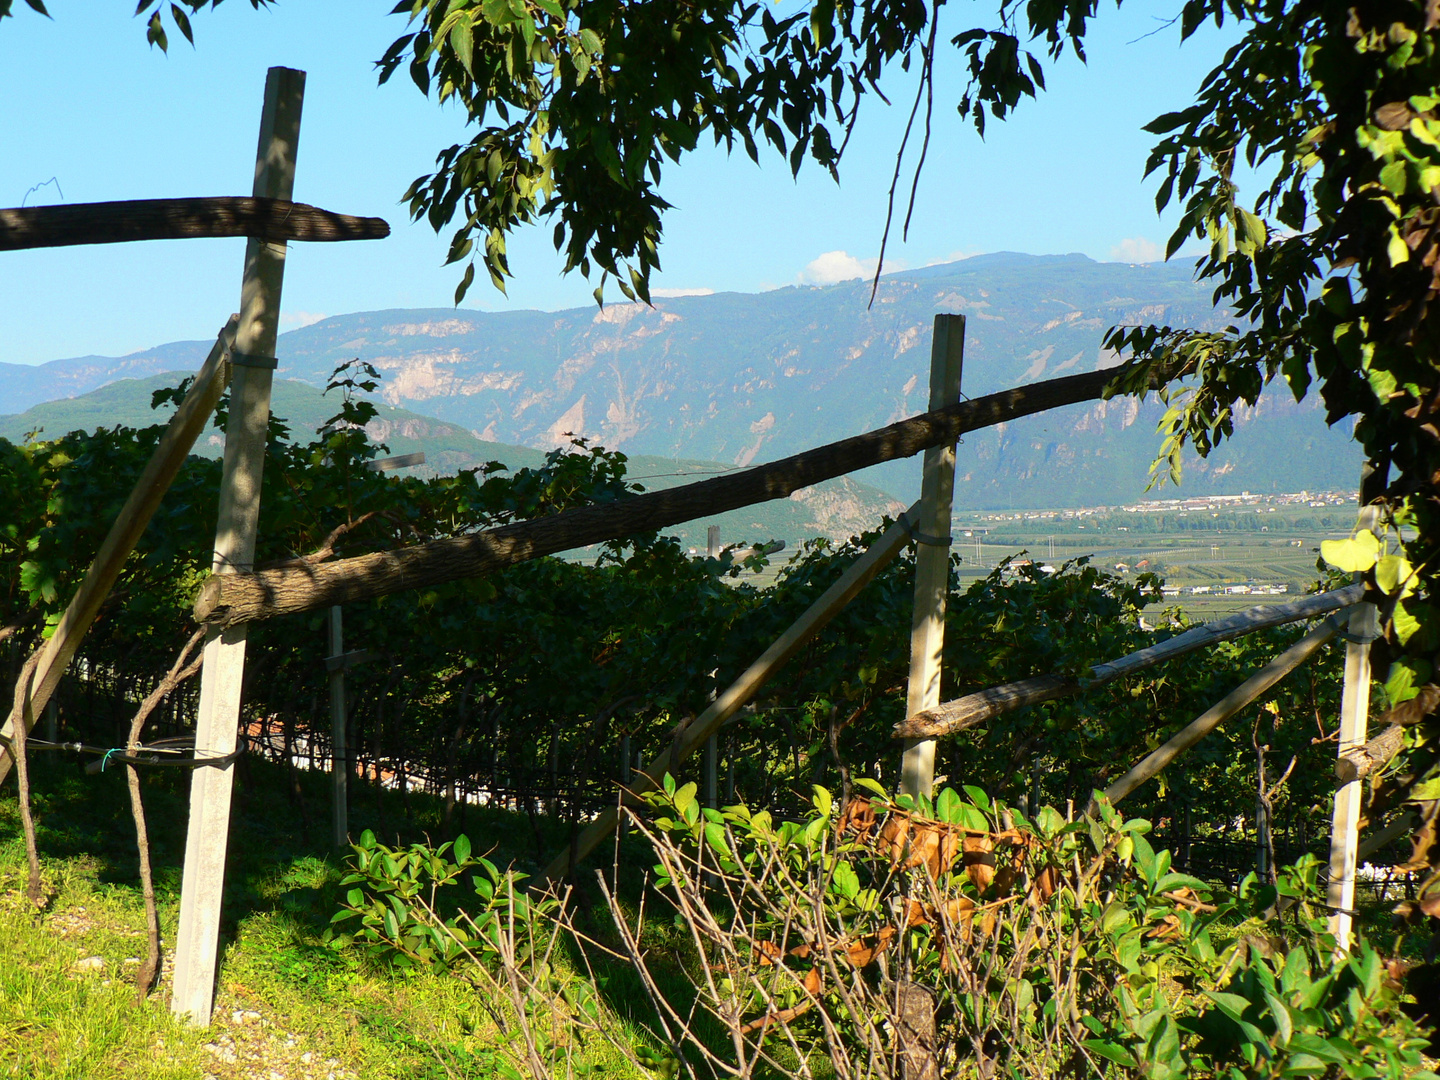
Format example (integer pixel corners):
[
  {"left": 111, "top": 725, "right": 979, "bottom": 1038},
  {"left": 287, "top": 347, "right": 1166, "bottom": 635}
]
[
  {"left": 328, "top": 606, "right": 348, "bottom": 850},
  {"left": 1328, "top": 501, "right": 1380, "bottom": 950},
  {"left": 900, "top": 315, "right": 964, "bottom": 799},
  {"left": 171, "top": 67, "right": 304, "bottom": 1027},
  {"left": 705, "top": 527, "right": 720, "bottom": 807},
  {"left": 895, "top": 583, "right": 1364, "bottom": 740}
]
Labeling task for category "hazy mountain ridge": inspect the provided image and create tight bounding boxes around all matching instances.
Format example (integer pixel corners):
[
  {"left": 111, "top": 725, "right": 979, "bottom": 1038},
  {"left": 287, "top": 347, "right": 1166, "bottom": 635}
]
[{"left": 0, "top": 253, "right": 1363, "bottom": 507}]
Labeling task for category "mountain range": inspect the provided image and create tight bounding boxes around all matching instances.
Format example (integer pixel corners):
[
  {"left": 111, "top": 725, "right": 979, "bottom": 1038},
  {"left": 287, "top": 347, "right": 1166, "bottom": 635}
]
[{"left": 0, "top": 252, "right": 1364, "bottom": 509}]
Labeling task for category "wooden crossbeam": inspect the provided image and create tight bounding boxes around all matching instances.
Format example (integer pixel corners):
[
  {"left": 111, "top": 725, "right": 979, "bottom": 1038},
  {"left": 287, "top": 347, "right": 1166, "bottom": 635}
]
[
  {"left": 892, "top": 582, "right": 1366, "bottom": 740},
  {"left": 1093, "top": 612, "right": 1348, "bottom": 811},
  {"left": 194, "top": 361, "right": 1184, "bottom": 627},
  {"left": 0, "top": 196, "right": 388, "bottom": 251}
]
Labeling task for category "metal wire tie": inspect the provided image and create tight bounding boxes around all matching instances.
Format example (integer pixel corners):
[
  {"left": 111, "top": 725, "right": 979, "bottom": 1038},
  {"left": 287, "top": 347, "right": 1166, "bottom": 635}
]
[
  {"left": 230, "top": 351, "right": 279, "bottom": 370},
  {"left": 897, "top": 511, "right": 953, "bottom": 547}
]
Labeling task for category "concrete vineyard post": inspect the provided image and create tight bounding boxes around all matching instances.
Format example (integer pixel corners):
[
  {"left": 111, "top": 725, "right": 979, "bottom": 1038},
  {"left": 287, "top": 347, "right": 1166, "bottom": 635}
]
[
  {"left": 171, "top": 67, "right": 304, "bottom": 1027},
  {"left": 705, "top": 526, "right": 720, "bottom": 808},
  {"left": 329, "top": 606, "right": 347, "bottom": 850},
  {"left": 1327, "top": 501, "right": 1380, "bottom": 949},
  {"left": 900, "top": 315, "right": 965, "bottom": 799}
]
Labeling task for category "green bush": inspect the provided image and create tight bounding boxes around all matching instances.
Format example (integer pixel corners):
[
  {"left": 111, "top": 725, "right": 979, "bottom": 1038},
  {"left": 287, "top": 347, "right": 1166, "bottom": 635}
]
[{"left": 619, "top": 778, "right": 1435, "bottom": 1080}]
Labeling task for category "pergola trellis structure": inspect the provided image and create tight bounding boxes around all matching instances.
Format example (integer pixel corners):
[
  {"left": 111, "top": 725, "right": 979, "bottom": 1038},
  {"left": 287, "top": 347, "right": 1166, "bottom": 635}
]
[{"left": 0, "top": 70, "right": 1391, "bottom": 1029}]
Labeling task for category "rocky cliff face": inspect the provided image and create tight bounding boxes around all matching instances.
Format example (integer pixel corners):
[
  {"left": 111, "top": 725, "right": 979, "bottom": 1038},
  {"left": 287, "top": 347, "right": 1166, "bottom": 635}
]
[{"left": 1, "top": 252, "right": 1361, "bottom": 507}]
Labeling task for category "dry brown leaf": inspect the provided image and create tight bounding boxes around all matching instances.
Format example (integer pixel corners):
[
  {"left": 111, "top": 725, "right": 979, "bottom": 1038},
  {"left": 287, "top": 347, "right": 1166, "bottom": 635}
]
[
  {"left": 878, "top": 815, "right": 911, "bottom": 864},
  {"left": 1033, "top": 865, "right": 1059, "bottom": 903},
  {"left": 1146, "top": 913, "right": 1183, "bottom": 940},
  {"left": 755, "top": 940, "right": 783, "bottom": 966},
  {"left": 838, "top": 797, "right": 877, "bottom": 838},
  {"left": 904, "top": 899, "right": 929, "bottom": 928},
  {"left": 963, "top": 835, "right": 996, "bottom": 891},
  {"left": 803, "top": 967, "right": 821, "bottom": 996},
  {"left": 845, "top": 925, "right": 897, "bottom": 968}
]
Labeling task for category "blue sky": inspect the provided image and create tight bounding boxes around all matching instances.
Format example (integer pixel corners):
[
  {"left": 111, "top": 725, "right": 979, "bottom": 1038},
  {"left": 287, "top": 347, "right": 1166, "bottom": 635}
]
[{"left": 0, "top": 2, "right": 1236, "bottom": 366}]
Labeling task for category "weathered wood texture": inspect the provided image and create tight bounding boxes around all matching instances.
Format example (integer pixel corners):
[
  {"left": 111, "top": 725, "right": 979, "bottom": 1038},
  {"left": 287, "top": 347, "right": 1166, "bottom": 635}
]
[
  {"left": 900, "top": 314, "right": 964, "bottom": 798},
  {"left": 896, "top": 981, "right": 941, "bottom": 1080},
  {"left": 0, "top": 196, "right": 387, "bottom": 251},
  {"left": 172, "top": 67, "right": 305, "bottom": 1029},
  {"left": 542, "top": 504, "right": 920, "bottom": 883},
  {"left": 1328, "top": 511, "right": 1379, "bottom": 949},
  {"left": 0, "top": 318, "right": 239, "bottom": 784},
  {"left": 196, "top": 362, "right": 1176, "bottom": 627},
  {"left": 894, "top": 583, "right": 1365, "bottom": 739},
  {"left": 1336, "top": 723, "right": 1405, "bottom": 785},
  {"left": 1095, "top": 613, "right": 1348, "bottom": 811}
]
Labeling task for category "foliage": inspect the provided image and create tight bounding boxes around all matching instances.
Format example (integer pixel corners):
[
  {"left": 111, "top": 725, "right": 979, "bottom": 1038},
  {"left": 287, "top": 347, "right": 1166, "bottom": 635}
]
[
  {"left": 0, "top": 368, "right": 1354, "bottom": 878},
  {"left": 91, "top": 0, "right": 1137, "bottom": 304},
  {"left": 326, "top": 826, "right": 643, "bottom": 1080},
  {"left": 623, "top": 777, "right": 1434, "bottom": 1079},
  {"left": 326, "top": 828, "right": 542, "bottom": 973}
]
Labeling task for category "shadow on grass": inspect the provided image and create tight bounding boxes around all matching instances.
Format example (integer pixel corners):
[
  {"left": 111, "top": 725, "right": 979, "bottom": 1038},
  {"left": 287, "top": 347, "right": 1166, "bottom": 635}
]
[{"left": 2, "top": 751, "right": 759, "bottom": 1072}]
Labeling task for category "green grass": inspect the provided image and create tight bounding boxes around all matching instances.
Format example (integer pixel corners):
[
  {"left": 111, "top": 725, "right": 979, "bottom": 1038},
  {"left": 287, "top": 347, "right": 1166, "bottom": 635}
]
[
  {"left": 1, "top": 740, "right": 1419, "bottom": 1079},
  {"left": 0, "top": 754, "right": 668, "bottom": 1080}
]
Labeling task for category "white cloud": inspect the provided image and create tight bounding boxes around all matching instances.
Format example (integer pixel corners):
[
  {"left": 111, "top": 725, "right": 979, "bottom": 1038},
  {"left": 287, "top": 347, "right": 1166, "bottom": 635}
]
[
  {"left": 651, "top": 287, "right": 715, "bottom": 298},
  {"left": 924, "top": 249, "right": 983, "bottom": 266},
  {"left": 799, "top": 250, "right": 914, "bottom": 285},
  {"left": 280, "top": 310, "right": 329, "bottom": 330},
  {"left": 800, "top": 250, "right": 876, "bottom": 285},
  {"left": 1109, "top": 237, "right": 1163, "bottom": 263}
]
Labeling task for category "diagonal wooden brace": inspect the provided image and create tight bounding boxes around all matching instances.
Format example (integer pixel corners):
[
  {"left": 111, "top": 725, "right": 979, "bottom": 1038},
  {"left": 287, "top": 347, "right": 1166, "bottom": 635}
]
[{"left": 0, "top": 316, "right": 239, "bottom": 783}]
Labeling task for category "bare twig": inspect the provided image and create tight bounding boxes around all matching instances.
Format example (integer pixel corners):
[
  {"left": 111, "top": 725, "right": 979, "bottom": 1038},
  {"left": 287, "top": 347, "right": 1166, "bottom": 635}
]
[
  {"left": 10, "top": 652, "right": 44, "bottom": 910},
  {"left": 123, "top": 627, "right": 206, "bottom": 999}
]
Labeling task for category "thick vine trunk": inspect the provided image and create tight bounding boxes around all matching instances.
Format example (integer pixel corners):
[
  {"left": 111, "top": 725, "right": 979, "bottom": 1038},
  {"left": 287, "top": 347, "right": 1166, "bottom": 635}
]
[{"left": 195, "top": 363, "right": 1178, "bottom": 626}]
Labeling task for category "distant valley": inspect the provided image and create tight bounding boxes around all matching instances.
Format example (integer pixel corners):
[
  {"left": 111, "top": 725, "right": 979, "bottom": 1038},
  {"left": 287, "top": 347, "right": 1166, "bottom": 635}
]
[{"left": 0, "top": 252, "right": 1364, "bottom": 511}]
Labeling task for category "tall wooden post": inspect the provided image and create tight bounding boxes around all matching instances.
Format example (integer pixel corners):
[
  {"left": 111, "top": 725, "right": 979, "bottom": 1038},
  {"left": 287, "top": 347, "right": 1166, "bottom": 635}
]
[
  {"left": 328, "top": 606, "right": 348, "bottom": 849},
  {"left": 1327, "top": 498, "right": 1380, "bottom": 949},
  {"left": 900, "top": 315, "right": 965, "bottom": 799},
  {"left": 705, "top": 526, "right": 720, "bottom": 807},
  {"left": 171, "top": 67, "right": 304, "bottom": 1026}
]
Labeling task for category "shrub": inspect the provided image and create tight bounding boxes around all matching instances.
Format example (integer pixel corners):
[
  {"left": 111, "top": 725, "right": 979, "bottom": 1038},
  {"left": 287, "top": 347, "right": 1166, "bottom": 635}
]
[{"left": 612, "top": 777, "right": 1434, "bottom": 1080}]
